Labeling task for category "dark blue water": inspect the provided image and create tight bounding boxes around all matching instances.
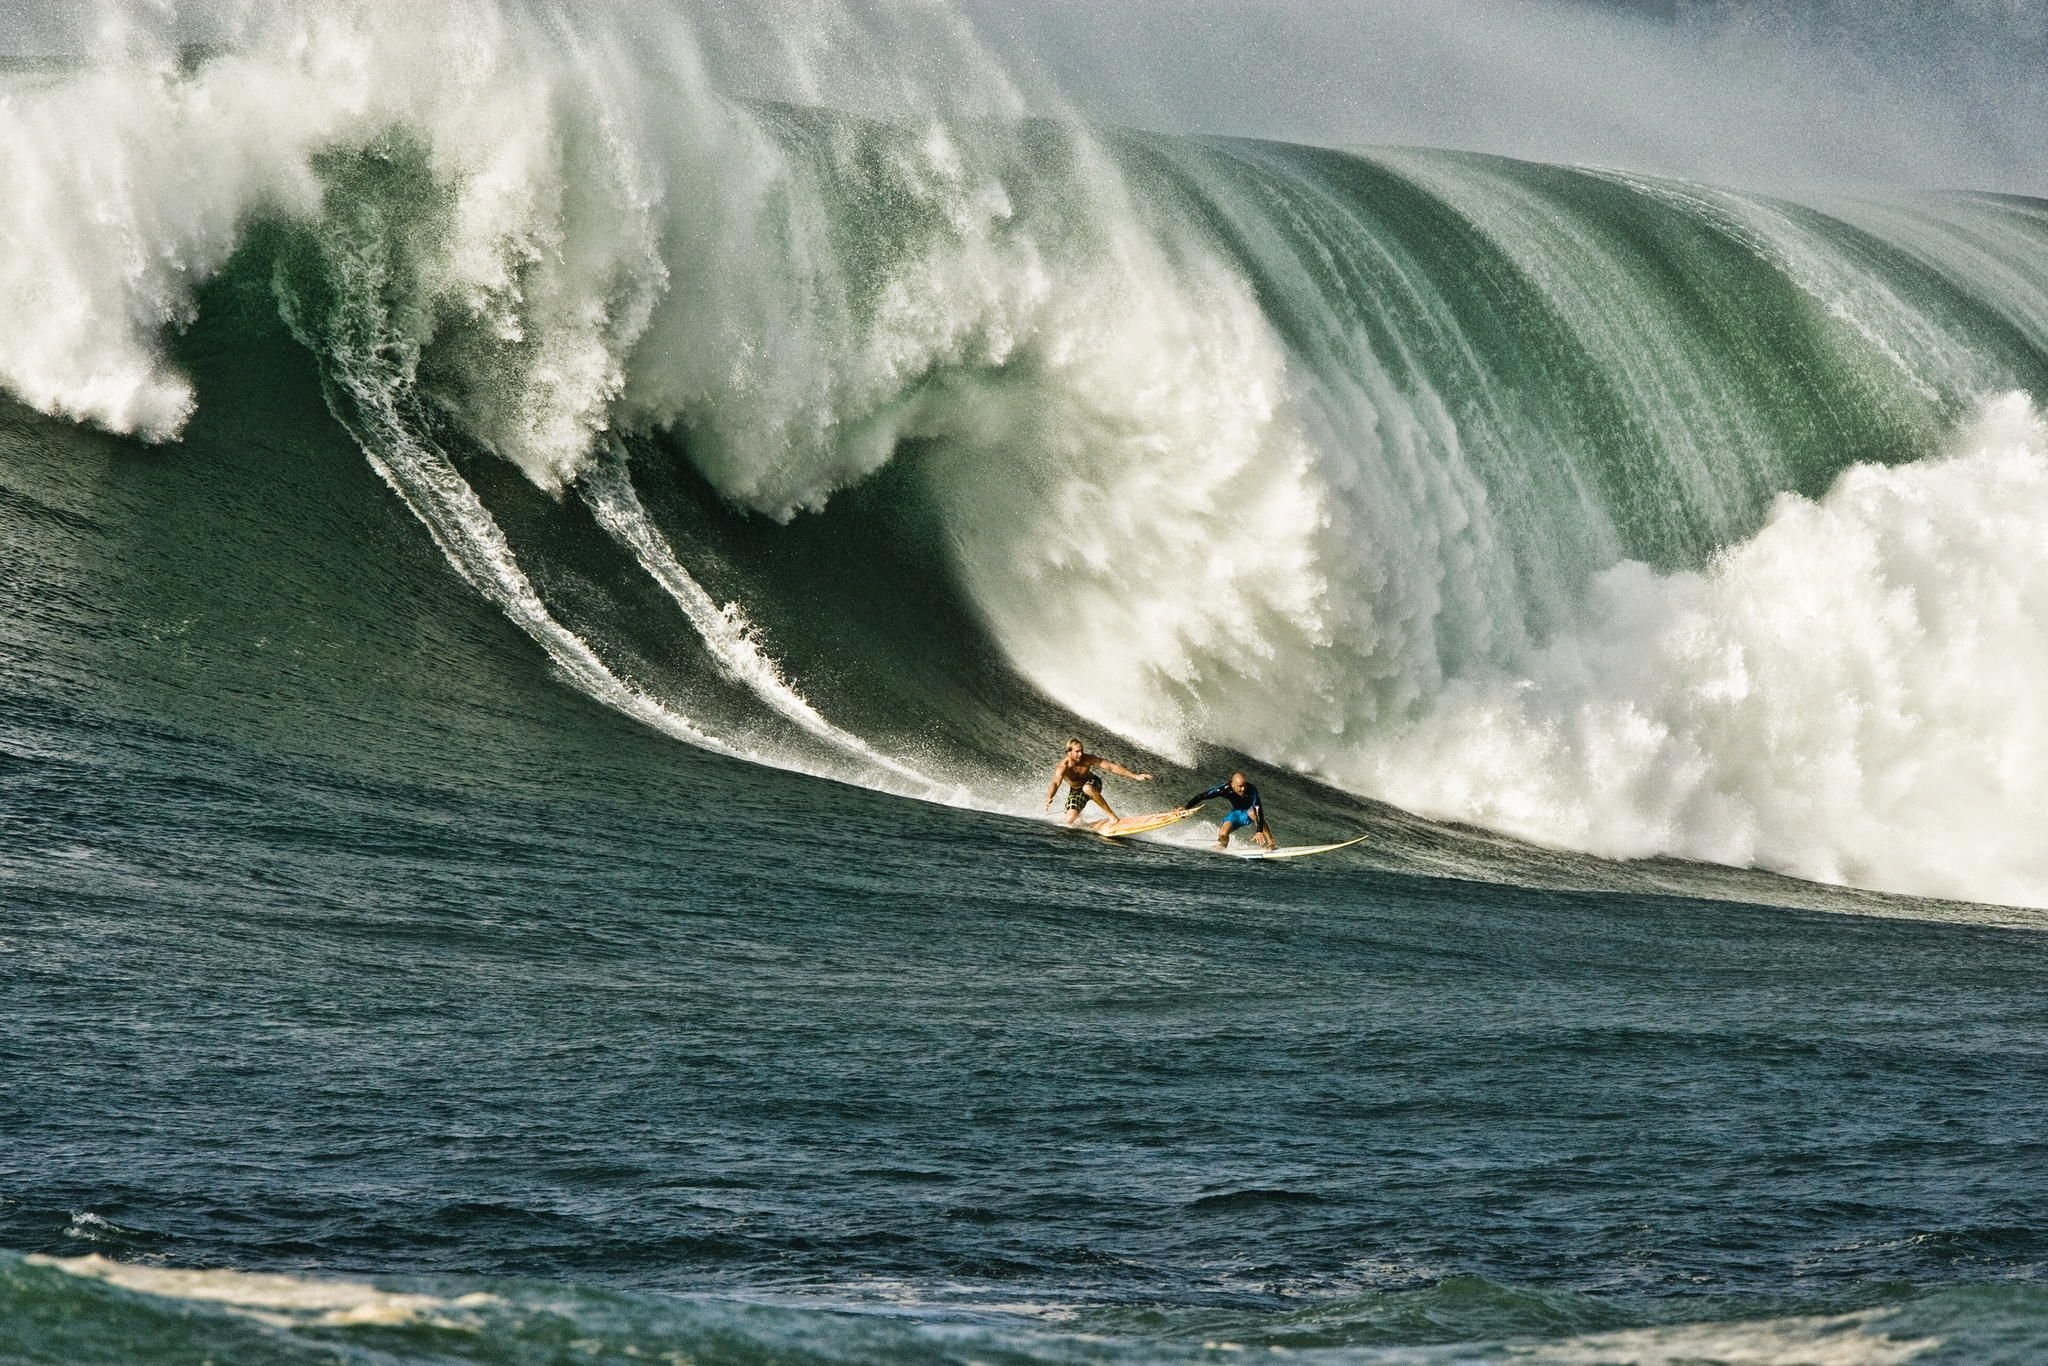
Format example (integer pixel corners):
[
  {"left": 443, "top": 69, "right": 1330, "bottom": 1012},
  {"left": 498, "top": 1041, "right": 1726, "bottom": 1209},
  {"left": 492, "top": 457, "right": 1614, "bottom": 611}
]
[
  {"left": 5, "top": 506, "right": 2048, "bottom": 1360},
  {"left": 12, "top": 770, "right": 2048, "bottom": 1300}
]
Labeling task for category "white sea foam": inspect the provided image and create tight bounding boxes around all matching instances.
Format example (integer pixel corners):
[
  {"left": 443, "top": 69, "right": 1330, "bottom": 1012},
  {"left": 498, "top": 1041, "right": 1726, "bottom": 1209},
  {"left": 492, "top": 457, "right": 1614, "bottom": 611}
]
[
  {"left": 1345, "top": 393, "right": 2048, "bottom": 906},
  {"left": 61, "top": 1211, "right": 133, "bottom": 1243},
  {"left": 0, "top": 3, "right": 746, "bottom": 489},
  {"left": 30, "top": 1252, "right": 497, "bottom": 1329},
  {"left": 27, "top": 1253, "right": 1949, "bottom": 1362},
  {"left": 1503, "top": 1307, "right": 1938, "bottom": 1366}
]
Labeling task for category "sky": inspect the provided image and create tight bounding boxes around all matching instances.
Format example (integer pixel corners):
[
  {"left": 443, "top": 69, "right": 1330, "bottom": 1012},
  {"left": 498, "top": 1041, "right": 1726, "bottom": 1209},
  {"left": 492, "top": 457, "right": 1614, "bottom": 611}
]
[
  {"left": 3, "top": 0, "right": 2042, "bottom": 195},
  {"left": 955, "top": 0, "right": 2048, "bottom": 195}
]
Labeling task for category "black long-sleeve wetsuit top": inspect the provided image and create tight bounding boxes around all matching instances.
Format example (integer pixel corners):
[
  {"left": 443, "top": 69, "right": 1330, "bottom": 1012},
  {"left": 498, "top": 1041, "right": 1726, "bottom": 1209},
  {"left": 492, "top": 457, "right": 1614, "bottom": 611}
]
[{"left": 1186, "top": 780, "right": 1262, "bottom": 814}]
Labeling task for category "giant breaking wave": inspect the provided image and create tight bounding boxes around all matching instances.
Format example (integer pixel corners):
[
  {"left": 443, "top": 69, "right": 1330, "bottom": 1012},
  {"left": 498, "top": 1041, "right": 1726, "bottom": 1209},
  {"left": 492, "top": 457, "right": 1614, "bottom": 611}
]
[{"left": 5, "top": 1, "right": 2048, "bottom": 906}]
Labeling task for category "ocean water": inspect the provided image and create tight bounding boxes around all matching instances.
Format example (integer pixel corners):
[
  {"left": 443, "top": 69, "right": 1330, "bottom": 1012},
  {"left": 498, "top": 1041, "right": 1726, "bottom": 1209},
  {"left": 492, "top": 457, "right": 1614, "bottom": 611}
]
[{"left": 4, "top": 4, "right": 2047, "bottom": 1362}]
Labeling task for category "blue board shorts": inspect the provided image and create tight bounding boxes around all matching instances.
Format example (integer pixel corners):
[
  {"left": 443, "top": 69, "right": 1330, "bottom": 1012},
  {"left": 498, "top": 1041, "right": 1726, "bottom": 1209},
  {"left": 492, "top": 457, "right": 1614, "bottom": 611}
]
[{"left": 1221, "top": 808, "right": 1258, "bottom": 831}]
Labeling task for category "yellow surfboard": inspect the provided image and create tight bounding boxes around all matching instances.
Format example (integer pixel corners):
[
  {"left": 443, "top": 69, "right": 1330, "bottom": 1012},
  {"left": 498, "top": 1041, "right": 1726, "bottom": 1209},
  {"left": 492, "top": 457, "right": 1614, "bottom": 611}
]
[{"left": 1091, "top": 808, "right": 1199, "bottom": 839}]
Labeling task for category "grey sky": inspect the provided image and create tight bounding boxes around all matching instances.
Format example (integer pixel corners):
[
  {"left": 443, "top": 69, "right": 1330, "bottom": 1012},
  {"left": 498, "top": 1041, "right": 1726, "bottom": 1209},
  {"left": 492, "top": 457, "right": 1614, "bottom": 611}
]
[
  {"left": 4, "top": 1, "right": 2040, "bottom": 195},
  {"left": 956, "top": 0, "right": 2048, "bottom": 195}
]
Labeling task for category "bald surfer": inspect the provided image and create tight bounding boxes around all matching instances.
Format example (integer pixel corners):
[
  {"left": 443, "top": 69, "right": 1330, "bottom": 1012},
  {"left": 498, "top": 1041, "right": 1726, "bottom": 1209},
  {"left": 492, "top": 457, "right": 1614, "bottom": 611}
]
[
  {"left": 1182, "top": 772, "right": 1277, "bottom": 850},
  {"left": 1045, "top": 737, "right": 1154, "bottom": 825}
]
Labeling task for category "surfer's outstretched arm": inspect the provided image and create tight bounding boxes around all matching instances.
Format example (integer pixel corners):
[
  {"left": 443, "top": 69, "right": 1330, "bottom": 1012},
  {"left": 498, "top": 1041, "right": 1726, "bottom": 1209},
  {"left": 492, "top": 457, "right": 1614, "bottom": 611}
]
[
  {"left": 1095, "top": 759, "right": 1153, "bottom": 781},
  {"left": 1044, "top": 767, "right": 1066, "bottom": 809}
]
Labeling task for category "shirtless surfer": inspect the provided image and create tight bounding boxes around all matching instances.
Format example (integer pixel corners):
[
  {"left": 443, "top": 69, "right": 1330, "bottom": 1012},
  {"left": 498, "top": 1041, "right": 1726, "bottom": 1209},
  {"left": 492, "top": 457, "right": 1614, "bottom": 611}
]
[
  {"left": 1044, "top": 737, "right": 1154, "bottom": 826},
  {"left": 1181, "top": 772, "right": 1277, "bottom": 851}
]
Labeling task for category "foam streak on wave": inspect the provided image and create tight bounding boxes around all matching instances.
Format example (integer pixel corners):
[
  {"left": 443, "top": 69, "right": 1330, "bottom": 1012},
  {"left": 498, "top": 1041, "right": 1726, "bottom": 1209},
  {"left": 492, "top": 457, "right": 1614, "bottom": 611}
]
[
  {"left": 579, "top": 450, "right": 929, "bottom": 786},
  {"left": 337, "top": 383, "right": 734, "bottom": 761},
  {"left": 332, "top": 367, "right": 936, "bottom": 795}
]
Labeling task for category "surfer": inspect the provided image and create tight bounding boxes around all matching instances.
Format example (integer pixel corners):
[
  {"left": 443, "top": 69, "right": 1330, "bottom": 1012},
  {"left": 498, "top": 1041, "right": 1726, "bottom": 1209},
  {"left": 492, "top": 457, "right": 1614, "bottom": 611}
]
[
  {"left": 1045, "top": 738, "right": 1154, "bottom": 825},
  {"left": 1181, "top": 772, "right": 1277, "bottom": 851}
]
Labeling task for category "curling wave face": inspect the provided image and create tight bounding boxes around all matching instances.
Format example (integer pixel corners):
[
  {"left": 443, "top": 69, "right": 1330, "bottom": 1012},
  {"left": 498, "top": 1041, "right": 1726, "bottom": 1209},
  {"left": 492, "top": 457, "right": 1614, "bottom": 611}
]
[{"left": 5, "top": 1, "right": 2048, "bottom": 904}]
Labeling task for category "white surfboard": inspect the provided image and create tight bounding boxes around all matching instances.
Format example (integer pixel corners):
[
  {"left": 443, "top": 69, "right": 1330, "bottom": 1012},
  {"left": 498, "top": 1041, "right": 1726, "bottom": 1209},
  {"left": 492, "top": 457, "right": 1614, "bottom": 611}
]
[{"left": 1225, "top": 833, "right": 1369, "bottom": 861}]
